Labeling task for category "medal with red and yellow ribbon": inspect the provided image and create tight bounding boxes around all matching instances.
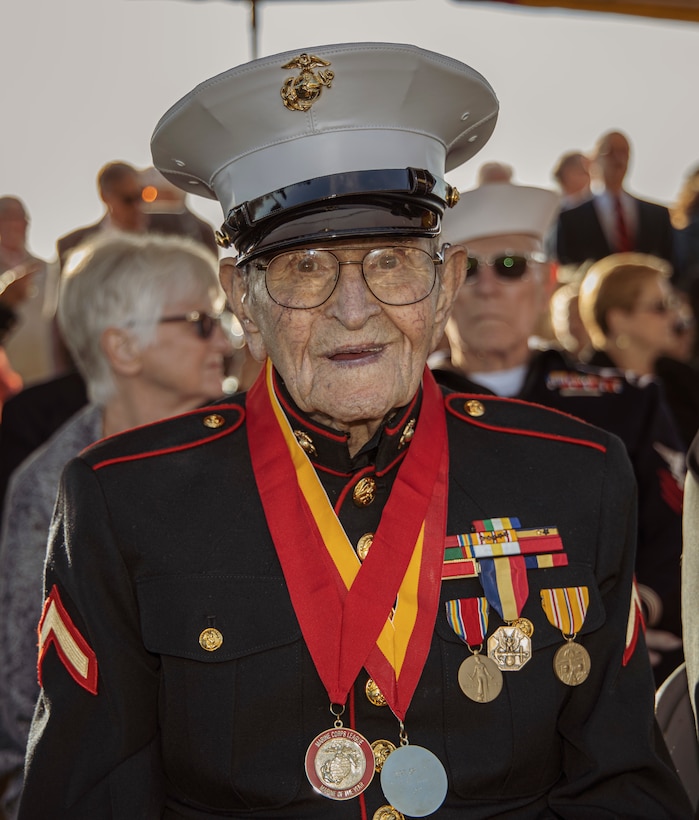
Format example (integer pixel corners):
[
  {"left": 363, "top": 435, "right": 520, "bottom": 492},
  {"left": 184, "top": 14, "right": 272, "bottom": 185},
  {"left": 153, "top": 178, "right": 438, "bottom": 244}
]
[
  {"left": 540, "top": 586, "right": 591, "bottom": 686},
  {"left": 445, "top": 597, "right": 503, "bottom": 702},
  {"left": 246, "top": 360, "right": 449, "bottom": 810}
]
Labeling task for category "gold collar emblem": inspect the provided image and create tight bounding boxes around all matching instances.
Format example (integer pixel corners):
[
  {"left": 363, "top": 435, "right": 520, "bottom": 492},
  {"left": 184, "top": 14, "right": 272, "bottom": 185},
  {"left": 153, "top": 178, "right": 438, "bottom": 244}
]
[{"left": 281, "top": 53, "right": 334, "bottom": 111}]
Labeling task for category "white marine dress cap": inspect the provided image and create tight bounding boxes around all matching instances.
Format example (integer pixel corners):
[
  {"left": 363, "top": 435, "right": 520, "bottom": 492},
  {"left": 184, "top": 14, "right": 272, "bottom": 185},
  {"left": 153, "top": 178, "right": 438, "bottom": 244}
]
[
  {"left": 151, "top": 42, "right": 499, "bottom": 262},
  {"left": 442, "top": 182, "right": 561, "bottom": 246}
]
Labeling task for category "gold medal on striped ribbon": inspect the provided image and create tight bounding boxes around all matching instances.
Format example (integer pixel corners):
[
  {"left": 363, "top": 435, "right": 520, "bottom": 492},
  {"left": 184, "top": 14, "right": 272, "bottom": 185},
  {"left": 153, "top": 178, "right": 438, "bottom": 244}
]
[{"left": 540, "top": 587, "right": 591, "bottom": 686}]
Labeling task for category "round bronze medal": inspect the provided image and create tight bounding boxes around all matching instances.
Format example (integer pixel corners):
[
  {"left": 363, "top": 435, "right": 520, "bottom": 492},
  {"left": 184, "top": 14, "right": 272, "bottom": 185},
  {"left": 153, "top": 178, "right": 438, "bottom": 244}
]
[
  {"left": 553, "top": 640, "right": 591, "bottom": 686},
  {"left": 305, "top": 727, "right": 374, "bottom": 800},
  {"left": 371, "top": 738, "right": 396, "bottom": 772},
  {"left": 458, "top": 653, "right": 503, "bottom": 703}
]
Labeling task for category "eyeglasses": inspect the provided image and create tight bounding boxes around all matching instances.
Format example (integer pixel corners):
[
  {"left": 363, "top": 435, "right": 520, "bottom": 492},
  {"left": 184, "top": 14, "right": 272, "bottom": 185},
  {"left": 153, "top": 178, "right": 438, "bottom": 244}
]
[
  {"left": 159, "top": 311, "right": 224, "bottom": 339},
  {"left": 465, "top": 251, "right": 547, "bottom": 282},
  {"left": 254, "top": 246, "right": 442, "bottom": 310}
]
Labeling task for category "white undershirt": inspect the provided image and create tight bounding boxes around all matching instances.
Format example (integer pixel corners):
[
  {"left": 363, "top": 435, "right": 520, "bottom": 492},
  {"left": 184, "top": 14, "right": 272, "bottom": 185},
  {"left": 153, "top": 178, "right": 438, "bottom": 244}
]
[{"left": 469, "top": 365, "right": 527, "bottom": 397}]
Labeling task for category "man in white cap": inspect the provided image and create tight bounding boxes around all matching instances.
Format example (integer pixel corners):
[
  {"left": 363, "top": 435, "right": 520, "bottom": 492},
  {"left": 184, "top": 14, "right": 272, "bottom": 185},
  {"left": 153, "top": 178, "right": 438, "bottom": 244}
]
[
  {"left": 435, "top": 181, "right": 687, "bottom": 687},
  {"left": 19, "top": 45, "right": 692, "bottom": 819}
]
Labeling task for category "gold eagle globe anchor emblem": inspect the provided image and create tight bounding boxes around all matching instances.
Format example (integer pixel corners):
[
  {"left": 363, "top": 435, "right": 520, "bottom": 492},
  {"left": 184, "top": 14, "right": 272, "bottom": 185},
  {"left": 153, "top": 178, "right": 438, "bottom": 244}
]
[{"left": 280, "top": 53, "right": 334, "bottom": 111}]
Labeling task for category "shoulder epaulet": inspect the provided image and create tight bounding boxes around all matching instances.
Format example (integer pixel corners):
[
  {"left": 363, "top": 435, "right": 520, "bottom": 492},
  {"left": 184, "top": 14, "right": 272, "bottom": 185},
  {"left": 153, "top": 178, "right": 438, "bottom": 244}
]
[
  {"left": 81, "top": 399, "right": 246, "bottom": 471},
  {"left": 444, "top": 391, "right": 608, "bottom": 454}
]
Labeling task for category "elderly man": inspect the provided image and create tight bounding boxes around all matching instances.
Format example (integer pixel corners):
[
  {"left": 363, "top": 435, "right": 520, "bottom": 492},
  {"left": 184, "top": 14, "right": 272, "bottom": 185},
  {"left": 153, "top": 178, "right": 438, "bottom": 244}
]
[
  {"left": 19, "top": 44, "right": 691, "bottom": 819},
  {"left": 435, "top": 181, "right": 686, "bottom": 686}
]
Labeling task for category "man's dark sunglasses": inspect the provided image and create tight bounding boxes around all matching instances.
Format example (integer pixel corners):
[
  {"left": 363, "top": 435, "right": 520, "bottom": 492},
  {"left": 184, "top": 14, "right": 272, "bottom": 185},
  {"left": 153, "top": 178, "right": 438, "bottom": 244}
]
[
  {"left": 465, "top": 251, "right": 547, "bottom": 282},
  {"left": 159, "top": 311, "right": 222, "bottom": 339}
]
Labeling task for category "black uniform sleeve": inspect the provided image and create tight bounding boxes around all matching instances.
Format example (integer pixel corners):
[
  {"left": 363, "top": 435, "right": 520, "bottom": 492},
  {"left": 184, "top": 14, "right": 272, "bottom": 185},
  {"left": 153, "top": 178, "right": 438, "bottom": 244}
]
[
  {"left": 19, "top": 457, "right": 165, "bottom": 819},
  {"left": 548, "top": 434, "right": 691, "bottom": 817}
]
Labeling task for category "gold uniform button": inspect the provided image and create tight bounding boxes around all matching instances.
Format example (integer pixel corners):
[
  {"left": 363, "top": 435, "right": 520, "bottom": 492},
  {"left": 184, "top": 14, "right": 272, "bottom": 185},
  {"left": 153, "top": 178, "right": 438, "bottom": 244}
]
[
  {"left": 353, "top": 477, "right": 377, "bottom": 507},
  {"left": 203, "top": 413, "right": 225, "bottom": 429},
  {"left": 199, "top": 627, "right": 223, "bottom": 651},
  {"left": 373, "top": 806, "right": 405, "bottom": 820},
  {"left": 293, "top": 430, "right": 317, "bottom": 457},
  {"left": 464, "top": 399, "right": 485, "bottom": 417},
  {"left": 512, "top": 617, "right": 534, "bottom": 638},
  {"left": 356, "top": 533, "right": 374, "bottom": 561},
  {"left": 371, "top": 739, "right": 396, "bottom": 772},
  {"left": 365, "top": 677, "right": 387, "bottom": 706}
]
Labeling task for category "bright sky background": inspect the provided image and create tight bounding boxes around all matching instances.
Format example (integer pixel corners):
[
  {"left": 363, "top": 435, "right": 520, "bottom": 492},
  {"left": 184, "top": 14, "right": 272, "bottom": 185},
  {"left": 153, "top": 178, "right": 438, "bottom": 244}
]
[{"left": 2, "top": 0, "right": 698, "bottom": 260}]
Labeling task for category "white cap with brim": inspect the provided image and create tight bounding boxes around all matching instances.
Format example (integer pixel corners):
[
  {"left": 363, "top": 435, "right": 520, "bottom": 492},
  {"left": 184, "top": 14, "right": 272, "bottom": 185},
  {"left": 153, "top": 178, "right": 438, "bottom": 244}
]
[
  {"left": 441, "top": 182, "right": 561, "bottom": 246},
  {"left": 151, "top": 42, "right": 498, "bottom": 262}
]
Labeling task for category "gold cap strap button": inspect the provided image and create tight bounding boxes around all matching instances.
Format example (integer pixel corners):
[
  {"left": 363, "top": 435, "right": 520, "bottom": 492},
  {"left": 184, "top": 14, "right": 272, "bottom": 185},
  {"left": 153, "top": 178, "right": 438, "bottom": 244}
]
[
  {"left": 199, "top": 627, "right": 223, "bottom": 651},
  {"left": 464, "top": 399, "right": 485, "bottom": 417},
  {"left": 353, "top": 476, "right": 377, "bottom": 507},
  {"left": 365, "top": 677, "right": 387, "bottom": 706}
]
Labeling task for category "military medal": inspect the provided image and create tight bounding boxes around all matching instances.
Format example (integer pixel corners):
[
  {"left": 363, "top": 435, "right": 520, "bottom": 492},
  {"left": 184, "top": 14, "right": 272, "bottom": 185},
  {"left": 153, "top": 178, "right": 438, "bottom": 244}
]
[
  {"left": 541, "top": 587, "right": 591, "bottom": 686},
  {"left": 247, "top": 362, "right": 450, "bottom": 806},
  {"left": 380, "top": 741, "right": 448, "bottom": 817},
  {"left": 305, "top": 707, "right": 374, "bottom": 800},
  {"left": 446, "top": 597, "right": 503, "bottom": 702}
]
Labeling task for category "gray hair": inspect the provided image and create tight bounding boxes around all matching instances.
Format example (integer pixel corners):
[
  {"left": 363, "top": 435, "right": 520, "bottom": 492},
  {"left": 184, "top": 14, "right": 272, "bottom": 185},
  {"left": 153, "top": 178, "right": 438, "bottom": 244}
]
[{"left": 58, "top": 231, "right": 223, "bottom": 405}]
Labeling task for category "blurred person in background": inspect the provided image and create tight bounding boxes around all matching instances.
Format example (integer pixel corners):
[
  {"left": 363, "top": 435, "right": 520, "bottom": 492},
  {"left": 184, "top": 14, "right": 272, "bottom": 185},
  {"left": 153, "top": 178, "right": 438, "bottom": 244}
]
[
  {"left": 0, "top": 232, "right": 231, "bottom": 819},
  {"left": 579, "top": 253, "right": 699, "bottom": 450},
  {"left": 556, "top": 131, "right": 675, "bottom": 269},
  {"left": 140, "top": 166, "right": 218, "bottom": 257},
  {"left": 671, "top": 164, "right": 699, "bottom": 293},
  {"left": 551, "top": 150, "right": 592, "bottom": 211},
  {"left": 0, "top": 197, "right": 54, "bottom": 389},
  {"left": 434, "top": 182, "right": 686, "bottom": 685}
]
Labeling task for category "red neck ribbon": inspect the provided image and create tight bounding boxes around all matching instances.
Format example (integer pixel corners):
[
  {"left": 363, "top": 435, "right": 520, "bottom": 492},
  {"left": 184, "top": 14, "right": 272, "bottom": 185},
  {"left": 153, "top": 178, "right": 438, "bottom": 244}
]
[{"left": 246, "top": 361, "right": 448, "bottom": 721}]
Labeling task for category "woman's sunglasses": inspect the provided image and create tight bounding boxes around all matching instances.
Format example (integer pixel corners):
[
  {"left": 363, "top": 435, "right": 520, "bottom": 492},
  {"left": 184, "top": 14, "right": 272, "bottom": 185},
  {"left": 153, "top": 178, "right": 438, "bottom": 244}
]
[
  {"left": 465, "top": 251, "right": 547, "bottom": 282},
  {"left": 159, "top": 311, "right": 223, "bottom": 339}
]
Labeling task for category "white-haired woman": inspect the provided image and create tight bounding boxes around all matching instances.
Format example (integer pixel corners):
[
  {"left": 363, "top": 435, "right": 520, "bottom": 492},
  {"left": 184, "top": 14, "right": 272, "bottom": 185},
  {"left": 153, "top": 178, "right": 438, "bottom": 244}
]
[{"left": 0, "top": 231, "right": 231, "bottom": 819}]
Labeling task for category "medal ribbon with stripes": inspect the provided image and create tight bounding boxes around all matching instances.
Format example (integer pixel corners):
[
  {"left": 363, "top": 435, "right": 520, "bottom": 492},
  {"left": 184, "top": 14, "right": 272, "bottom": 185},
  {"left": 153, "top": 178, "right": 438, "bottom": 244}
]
[
  {"left": 540, "top": 587, "right": 589, "bottom": 637},
  {"left": 445, "top": 597, "right": 489, "bottom": 648},
  {"left": 246, "top": 359, "right": 448, "bottom": 721}
]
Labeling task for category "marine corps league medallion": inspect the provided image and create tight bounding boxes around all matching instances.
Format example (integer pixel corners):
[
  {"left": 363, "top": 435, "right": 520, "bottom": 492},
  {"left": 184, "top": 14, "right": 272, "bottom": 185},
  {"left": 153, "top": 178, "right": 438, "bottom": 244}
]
[
  {"left": 305, "top": 727, "right": 374, "bottom": 800},
  {"left": 457, "top": 652, "right": 503, "bottom": 702},
  {"left": 487, "top": 624, "right": 532, "bottom": 671},
  {"left": 553, "top": 639, "right": 591, "bottom": 686}
]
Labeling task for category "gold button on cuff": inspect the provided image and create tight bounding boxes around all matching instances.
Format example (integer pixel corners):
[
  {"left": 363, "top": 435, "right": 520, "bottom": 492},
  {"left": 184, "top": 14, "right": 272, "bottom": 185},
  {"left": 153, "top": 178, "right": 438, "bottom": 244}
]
[
  {"left": 203, "top": 413, "right": 225, "bottom": 429},
  {"left": 293, "top": 430, "right": 317, "bottom": 457},
  {"left": 373, "top": 806, "right": 405, "bottom": 820},
  {"left": 365, "top": 677, "right": 387, "bottom": 706},
  {"left": 371, "top": 739, "right": 397, "bottom": 773},
  {"left": 199, "top": 627, "right": 223, "bottom": 651},
  {"left": 464, "top": 399, "right": 485, "bottom": 417},
  {"left": 357, "top": 533, "right": 374, "bottom": 561},
  {"left": 353, "top": 477, "right": 377, "bottom": 507}
]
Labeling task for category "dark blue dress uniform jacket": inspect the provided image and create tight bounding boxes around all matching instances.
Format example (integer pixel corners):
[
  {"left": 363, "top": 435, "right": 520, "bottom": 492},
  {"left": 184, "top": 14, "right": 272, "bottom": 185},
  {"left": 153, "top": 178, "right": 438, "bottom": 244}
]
[
  {"left": 434, "top": 346, "right": 686, "bottom": 684},
  {"left": 19, "top": 383, "right": 692, "bottom": 818}
]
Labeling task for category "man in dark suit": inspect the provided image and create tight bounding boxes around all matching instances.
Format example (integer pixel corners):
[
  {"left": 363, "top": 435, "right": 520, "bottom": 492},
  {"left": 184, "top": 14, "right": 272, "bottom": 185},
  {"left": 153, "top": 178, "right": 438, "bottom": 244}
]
[
  {"left": 555, "top": 131, "right": 675, "bottom": 269},
  {"left": 56, "top": 162, "right": 146, "bottom": 269}
]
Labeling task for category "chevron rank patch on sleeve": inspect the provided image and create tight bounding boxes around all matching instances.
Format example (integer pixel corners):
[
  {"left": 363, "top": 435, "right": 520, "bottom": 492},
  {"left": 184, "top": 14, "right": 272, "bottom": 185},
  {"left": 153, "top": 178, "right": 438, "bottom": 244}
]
[{"left": 37, "top": 585, "right": 98, "bottom": 695}]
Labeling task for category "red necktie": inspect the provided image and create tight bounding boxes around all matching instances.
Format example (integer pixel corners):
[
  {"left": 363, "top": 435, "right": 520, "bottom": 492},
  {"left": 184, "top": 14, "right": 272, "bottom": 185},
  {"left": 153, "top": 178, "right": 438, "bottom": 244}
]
[{"left": 614, "top": 195, "right": 633, "bottom": 252}]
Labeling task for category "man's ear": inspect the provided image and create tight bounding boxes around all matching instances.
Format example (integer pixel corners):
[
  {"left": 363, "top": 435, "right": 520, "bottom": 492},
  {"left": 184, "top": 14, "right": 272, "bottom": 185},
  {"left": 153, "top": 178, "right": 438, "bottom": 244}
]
[
  {"left": 432, "top": 244, "right": 467, "bottom": 347},
  {"left": 219, "top": 258, "right": 268, "bottom": 362},
  {"left": 101, "top": 327, "right": 142, "bottom": 376}
]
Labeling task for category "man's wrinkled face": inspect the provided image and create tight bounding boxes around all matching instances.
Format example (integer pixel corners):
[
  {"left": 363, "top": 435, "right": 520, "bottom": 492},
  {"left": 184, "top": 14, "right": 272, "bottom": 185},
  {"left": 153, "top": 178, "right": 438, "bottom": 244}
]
[
  {"left": 446, "top": 233, "right": 550, "bottom": 365},
  {"left": 221, "top": 237, "right": 464, "bottom": 432}
]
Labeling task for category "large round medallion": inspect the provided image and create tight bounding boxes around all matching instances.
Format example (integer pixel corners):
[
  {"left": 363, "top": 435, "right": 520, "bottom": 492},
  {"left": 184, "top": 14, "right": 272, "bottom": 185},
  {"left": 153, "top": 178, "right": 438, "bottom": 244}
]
[{"left": 305, "top": 727, "right": 374, "bottom": 800}]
